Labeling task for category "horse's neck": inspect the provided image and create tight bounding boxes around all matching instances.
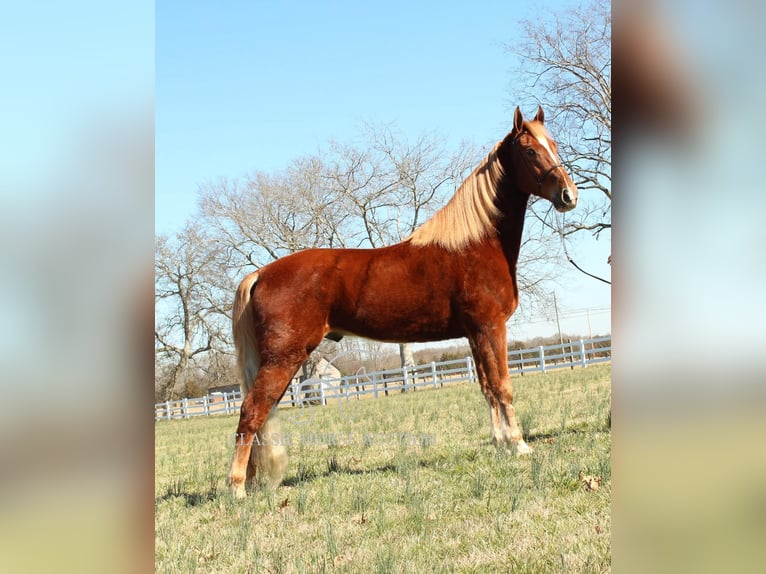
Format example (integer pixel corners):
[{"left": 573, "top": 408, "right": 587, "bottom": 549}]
[{"left": 495, "top": 189, "right": 529, "bottom": 270}]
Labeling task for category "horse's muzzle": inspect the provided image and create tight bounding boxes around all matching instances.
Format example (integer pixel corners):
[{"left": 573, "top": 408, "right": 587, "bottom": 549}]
[{"left": 554, "top": 187, "right": 578, "bottom": 212}]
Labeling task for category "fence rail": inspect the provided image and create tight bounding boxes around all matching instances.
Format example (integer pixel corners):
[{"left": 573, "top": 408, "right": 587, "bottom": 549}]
[{"left": 155, "top": 336, "right": 611, "bottom": 421}]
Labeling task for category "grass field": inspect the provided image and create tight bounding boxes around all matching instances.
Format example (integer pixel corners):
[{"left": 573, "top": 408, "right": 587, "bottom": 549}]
[{"left": 156, "top": 364, "right": 611, "bottom": 573}]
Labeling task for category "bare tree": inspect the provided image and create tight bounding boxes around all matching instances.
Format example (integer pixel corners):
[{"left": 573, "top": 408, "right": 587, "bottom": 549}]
[
  {"left": 199, "top": 161, "right": 352, "bottom": 278},
  {"left": 201, "top": 125, "right": 478, "bottom": 261},
  {"left": 155, "top": 223, "right": 232, "bottom": 400},
  {"left": 508, "top": 0, "right": 611, "bottom": 255},
  {"left": 323, "top": 124, "right": 479, "bottom": 247}
]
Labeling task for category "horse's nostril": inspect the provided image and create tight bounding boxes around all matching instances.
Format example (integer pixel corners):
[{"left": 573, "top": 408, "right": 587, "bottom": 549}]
[{"left": 562, "top": 189, "right": 573, "bottom": 204}]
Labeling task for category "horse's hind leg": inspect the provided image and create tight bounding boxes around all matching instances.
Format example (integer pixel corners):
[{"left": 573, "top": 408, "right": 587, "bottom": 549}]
[
  {"left": 228, "top": 360, "right": 304, "bottom": 498},
  {"left": 250, "top": 406, "right": 288, "bottom": 487},
  {"left": 244, "top": 406, "right": 285, "bottom": 487}
]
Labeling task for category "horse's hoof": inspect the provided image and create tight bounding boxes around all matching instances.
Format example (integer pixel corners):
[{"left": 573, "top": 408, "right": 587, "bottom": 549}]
[
  {"left": 228, "top": 475, "right": 247, "bottom": 499},
  {"left": 513, "top": 441, "right": 533, "bottom": 456}
]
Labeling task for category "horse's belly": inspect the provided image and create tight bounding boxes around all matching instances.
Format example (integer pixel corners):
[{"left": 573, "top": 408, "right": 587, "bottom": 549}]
[{"left": 329, "top": 295, "right": 459, "bottom": 343}]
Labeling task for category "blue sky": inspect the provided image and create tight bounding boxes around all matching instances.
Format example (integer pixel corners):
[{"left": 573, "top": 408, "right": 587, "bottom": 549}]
[
  {"left": 156, "top": 0, "right": 610, "bottom": 339},
  {"left": 1, "top": 1, "right": 153, "bottom": 195}
]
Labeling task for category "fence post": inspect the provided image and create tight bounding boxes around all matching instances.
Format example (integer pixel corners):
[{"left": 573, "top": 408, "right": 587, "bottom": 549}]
[
  {"left": 402, "top": 365, "right": 416, "bottom": 393},
  {"left": 580, "top": 339, "right": 587, "bottom": 368},
  {"left": 373, "top": 372, "right": 379, "bottom": 399},
  {"left": 431, "top": 361, "right": 438, "bottom": 389},
  {"left": 510, "top": 349, "right": 522, "bottom": 374},
  {"left": 466, "top": 356, "right": 475, "bottom": 383},
  {"left": 164, "top": 400, "right": 171, "bottom": 421},
  {"left": 182, "top": 397, "right": 189, "bottom": 419},
  {"left": 568, "top": 339, "right": 575, "bottom": 370},
  {"left": 320, "top": 382, "right": 326, "bottom": 406},
  {"left": 539, "top": 346, "right": 546, "bottom": 374}
]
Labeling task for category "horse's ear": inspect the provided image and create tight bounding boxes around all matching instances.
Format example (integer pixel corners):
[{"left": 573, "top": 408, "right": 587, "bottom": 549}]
[
  {"left": 534, "top": 105, "right": 545, "bottom": 124},
  {"left": 513, "top": 107, "right": 524, "bottom": 132}
]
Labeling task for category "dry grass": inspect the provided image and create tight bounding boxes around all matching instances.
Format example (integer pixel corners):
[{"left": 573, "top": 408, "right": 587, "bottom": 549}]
[{"left": 156, "top": 364, "right": 611, "bottom": 573}]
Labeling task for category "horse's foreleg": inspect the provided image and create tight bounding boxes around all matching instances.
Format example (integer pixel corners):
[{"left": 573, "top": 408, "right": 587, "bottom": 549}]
[
  {"left": 469, "top": 324, "right": 532, "bottom": 455},
  {"left": 487, "top": 398, "right": 505, "bottom": 447},
  {"left": 495, "top": 383, "right": 532, "bottom": 455},
  {"left": 468, "top": 345, "right": 505, "bottom": 446}
]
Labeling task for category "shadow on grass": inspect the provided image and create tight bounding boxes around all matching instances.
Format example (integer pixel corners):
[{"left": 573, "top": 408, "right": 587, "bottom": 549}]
[
  {"left": 156, "top": 463, "right": 401, "bottom": 506},
  {"left": 281, "top": 462, "right": 398, "bottom": 487},
  {"left": 156, "top": 489, "right": 218, "bottom": 507},
  {"left": 526, "top": 424, "right": 609, "bottom": 445}
]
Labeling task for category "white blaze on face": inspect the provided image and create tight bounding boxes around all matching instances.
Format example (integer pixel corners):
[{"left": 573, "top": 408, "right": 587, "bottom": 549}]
[{"left": 535, "top": 134, "right": 559, "bottom": 164}]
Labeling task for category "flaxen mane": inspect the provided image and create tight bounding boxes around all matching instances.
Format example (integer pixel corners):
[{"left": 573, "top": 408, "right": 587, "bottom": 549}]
[{"left": 407, "top": 141, "right": 505, "bottom": 251}]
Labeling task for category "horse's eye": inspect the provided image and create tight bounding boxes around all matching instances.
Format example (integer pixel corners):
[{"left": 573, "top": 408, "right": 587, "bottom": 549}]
[{"left": 526, "top": 148, "right": 536, "bottom": 156}]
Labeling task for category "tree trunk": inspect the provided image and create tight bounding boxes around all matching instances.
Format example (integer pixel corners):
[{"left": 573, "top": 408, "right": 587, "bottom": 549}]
[
  {"left": 399, "top": 342, "right": 415, "bottom": 393},
  {"left": 163, "top": 353, "right": 188, "bottom": 402},
  {"left": 399, "top": 342, "right": 415, "bottom": 368}
]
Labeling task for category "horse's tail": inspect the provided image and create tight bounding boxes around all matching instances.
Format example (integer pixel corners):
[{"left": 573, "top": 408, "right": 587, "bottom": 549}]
[
  {"left": 232, "top": 271, "right": 288, "bottom": 487},
  {"left": 233, "top": 272, "right": 261, "bottom": 391}
]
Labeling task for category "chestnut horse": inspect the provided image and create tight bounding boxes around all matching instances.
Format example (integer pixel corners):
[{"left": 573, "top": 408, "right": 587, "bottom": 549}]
[{"left": 228, "top": 106, "right": 577, "bottom": 497}]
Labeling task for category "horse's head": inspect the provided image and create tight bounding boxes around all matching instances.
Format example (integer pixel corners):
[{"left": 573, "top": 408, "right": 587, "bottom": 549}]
[{"left": 502, "top": 106, "right": 578, "bottom": 212}]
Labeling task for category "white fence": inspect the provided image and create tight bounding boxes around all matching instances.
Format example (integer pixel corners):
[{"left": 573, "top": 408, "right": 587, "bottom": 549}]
[{"left": 155, "top": 336, "right": 611, "bottom": 421}]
